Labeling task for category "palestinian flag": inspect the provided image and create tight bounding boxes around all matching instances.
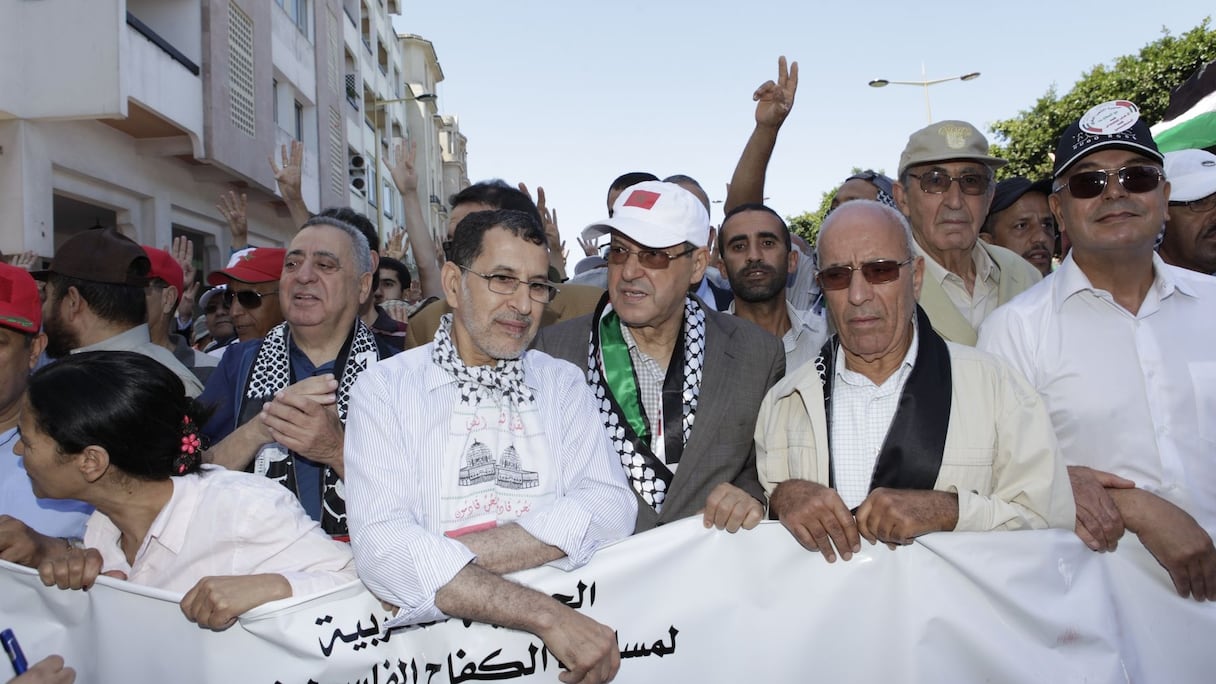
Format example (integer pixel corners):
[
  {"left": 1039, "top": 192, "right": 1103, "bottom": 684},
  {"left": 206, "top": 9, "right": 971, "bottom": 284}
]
[{"left": 1151, "top": 58, "right": 1216, "bottom": 153}]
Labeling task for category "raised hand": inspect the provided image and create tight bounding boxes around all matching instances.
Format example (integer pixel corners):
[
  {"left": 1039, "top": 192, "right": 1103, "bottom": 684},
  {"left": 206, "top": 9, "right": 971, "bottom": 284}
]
[
  {"left": 388, "top": 138, "right": 419, "bottom": 194},
  {"left": 752, "top": 55, "right": 798, "bottom": 129},
  {"left": 384, "top": 226, "right": 406, "bottom": 260},
  {"left": 578, "top": 236, "right": 599, "bottom": 257},
  {"left": 269, "top": 141, "right": 304, "bottom": 201},
  {"left": 216, "top": 190, "right": 249, "bottom": 249}
]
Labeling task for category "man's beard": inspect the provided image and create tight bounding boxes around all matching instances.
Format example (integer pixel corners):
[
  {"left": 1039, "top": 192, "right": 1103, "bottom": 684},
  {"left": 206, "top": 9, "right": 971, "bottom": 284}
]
[
  {"left": 729, "top": 263, "right": 787, "bottom": 303},
  {"left": 42, "top": 306, "right": 79, "bottom": 358}
]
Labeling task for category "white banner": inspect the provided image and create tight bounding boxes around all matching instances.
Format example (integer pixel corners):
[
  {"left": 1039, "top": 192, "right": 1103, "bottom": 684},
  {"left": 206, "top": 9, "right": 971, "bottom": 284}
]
[{"left": 2, "top": 519, "right": 1214, "bottom": 683}]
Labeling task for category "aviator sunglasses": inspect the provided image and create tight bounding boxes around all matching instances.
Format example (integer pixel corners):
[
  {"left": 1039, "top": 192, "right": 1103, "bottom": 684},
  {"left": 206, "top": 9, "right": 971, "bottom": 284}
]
[
  {"left": 1053, "top": 165, "right": 1163, "bottom": 199},
  {"left": 605, "top": 245, "right": 698, "bottom": 270},
  {"left": 222, "top": 288, "right": 278, "bottom": 309},
  {"left": 816, "top": 258, "right": 913, "bottom": 291}
]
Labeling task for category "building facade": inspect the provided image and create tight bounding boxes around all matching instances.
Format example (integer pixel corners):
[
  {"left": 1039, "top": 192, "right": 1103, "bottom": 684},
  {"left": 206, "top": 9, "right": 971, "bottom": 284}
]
[{"left": 0, "top": 0, "right": 466, "bottom": 283}]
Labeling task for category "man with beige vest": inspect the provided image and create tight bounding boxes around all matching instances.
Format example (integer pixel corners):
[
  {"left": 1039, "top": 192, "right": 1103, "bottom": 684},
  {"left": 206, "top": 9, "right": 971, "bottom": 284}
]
[{"left": 892, "top": 121, "right": 1041, "bottom": 345}]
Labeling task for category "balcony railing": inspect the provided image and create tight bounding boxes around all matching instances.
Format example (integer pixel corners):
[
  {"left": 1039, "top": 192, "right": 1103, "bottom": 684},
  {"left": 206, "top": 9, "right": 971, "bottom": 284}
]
[{"left": 126, "top": 12, "right": 199, "bottom": 76}]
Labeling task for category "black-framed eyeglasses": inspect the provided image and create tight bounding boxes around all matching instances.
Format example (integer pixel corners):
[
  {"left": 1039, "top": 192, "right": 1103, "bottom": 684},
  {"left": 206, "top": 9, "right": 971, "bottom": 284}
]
[
  {"left": 816, "top": 257, "right": 913, "bottom": 291},
  {"left": 907, "top": 170, "right": 991, "bottom": 196},
  {"left": 1169, "top": 193, "right": 1216, "bottom": 214},
  {"left": 458, "top": 266, "right": 558, "bottom": 304},
  {"left": 1053, "top": 165, "right": 1163, "bottom": 199},
  {"left": 605, "top": 245, "right": 697, "bottom": 270},
  {"left": 223, "top": 288, "right": 278, "bottom": 309}
]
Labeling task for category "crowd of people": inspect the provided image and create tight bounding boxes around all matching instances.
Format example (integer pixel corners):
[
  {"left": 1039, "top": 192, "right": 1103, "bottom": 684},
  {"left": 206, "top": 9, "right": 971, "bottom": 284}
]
[{"left": 1, "top": 55, "right": 1215, "bottom": 684}]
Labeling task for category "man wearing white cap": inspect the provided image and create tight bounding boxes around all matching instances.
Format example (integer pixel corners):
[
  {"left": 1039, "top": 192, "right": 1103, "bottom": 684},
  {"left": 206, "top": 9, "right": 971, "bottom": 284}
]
[
  {"left": 980, "top": 100, "right": 1216, "bottom": 601},
  {"left": 534, "top": 181, "right": 785, "bottom": 534},
  {"left": 1161, "top": 148, "right": 1216, "bottom": 274}
]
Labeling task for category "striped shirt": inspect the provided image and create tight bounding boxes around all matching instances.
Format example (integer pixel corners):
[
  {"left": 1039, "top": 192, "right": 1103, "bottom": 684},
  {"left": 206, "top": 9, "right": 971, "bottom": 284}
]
[{"left": 343, "top": 346, "right": 636, "bottom": 627}]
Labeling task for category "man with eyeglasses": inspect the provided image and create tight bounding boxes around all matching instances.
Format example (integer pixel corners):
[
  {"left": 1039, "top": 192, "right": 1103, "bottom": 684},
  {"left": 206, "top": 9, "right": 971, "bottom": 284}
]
[
  {"left": 892, "top": 121, "right": 1042, "bottom": 346},
  {"left": 980, "top": 177, "right": 1058, "bottom": 277},
  {"left": 1160, "top": 148, "right": 1216, "bottom": 275},
  {"left": 344, "top": 209, "right": 634, "bottom": 684},
  {"left": 535, "top": 181, "right": 785, "bottom": 534},
  {"left": 755, "top": 201, "right": 1072, "bottom": 563},
  {"left": 200, "top": 218, "right": 394, "bottom": 536},
  {"left": 979, "top": 100, "right": 1216, "bottom": 601}
]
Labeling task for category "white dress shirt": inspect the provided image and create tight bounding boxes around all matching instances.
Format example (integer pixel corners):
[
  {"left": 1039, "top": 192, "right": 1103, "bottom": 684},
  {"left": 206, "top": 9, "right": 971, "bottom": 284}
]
[
  {"left": 829, "top": 332, "right": 918, "bottom": 509},
  {"left": 343, "top": 346, "right": 636, "bottom": 627},
  {"left": 979, "top": 253, "right": 1216, "bottom": 536},
  {"left": 728, "top": 301, "right": 830, "bottom": 373},
  {"left": 85, "top": 465, "right": 356, "bottom": 597},
  {"left": 919, "top": 242, "right": 999, "bottom": 330}
]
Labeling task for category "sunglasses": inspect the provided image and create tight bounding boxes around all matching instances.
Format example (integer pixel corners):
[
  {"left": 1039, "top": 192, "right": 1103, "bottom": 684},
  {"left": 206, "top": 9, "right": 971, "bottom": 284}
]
[
  {"left": 223, "top": 288, "right": 277, "bottom": 309},
  {"left": 606, "top": 245, "right": 697, "bottom": 270},
  {"left": 816, "top": 257, "right": 913, "bottom": 291},
  {"left": 907, "top": 170, "right": 991, "bottom": 196},
  {"left": 1053, "top": 165, "right": 1163, "bottom": 199}
]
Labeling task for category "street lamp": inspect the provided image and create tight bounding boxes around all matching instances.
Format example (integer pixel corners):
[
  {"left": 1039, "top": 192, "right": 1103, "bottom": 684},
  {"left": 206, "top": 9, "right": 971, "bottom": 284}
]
[
  {"left": 369, "top": 88, "right": 438, "bottom": 234},
  {"left": 868, "top": 65, "right": 980, "bottom": 123}
]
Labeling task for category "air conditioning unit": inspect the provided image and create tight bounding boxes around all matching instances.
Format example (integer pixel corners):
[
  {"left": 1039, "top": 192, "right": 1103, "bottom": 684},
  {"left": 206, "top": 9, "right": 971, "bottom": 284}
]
[
  {"left": 349, "top": 154, "right": 366, "bottom": 170},
  {"left": 348, "top": 152, "right": 367, "bottom": 195}
]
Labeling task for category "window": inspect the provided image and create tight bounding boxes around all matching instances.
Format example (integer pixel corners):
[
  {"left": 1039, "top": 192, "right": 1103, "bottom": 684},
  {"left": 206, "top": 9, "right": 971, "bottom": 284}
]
[
  {"left": 383, "top": 181, "right": 394, "bottom": 218},
  {"left": 277, "top": 0, "right": 309, "bottom": 36},
  {"left": 368, "top": 165, "right": 378, "bottom": 207},
  {"left": 294, "top": 100, "right": 304, "bottom": 141},
  {"left": 272, "top": 79, "right": 279, "bottom": 124}
]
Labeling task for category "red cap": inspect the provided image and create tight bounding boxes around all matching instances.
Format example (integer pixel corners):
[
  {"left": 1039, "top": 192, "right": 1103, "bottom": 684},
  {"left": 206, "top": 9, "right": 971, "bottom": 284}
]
[
  {"left": 141, "top": 246, "right": 185, "bottom": 295},
  {"left": 206, "top": 247, "right": 286, "bottom": 286},
  {"left": 0, "top": 262, "right": 42, "bottom": 334}
]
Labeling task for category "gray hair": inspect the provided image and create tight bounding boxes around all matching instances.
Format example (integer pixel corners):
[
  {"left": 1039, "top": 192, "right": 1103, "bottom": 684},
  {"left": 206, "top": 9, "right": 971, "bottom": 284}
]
[
  {"left": 299, "top": 216, "right": 373, "bottom": 275},
  {"left": 816, "top": 200, "right": 916, "bottom": 265}
]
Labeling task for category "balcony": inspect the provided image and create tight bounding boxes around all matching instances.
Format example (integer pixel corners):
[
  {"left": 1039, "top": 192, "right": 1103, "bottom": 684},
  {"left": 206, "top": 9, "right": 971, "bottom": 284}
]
[{"left": 0, "top": 0, "right": 203, "bottom": 152}]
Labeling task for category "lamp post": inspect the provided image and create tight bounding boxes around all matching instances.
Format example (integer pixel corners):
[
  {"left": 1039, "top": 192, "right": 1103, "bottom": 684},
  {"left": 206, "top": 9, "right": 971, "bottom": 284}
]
[
  {"left": 369, "top": 88, "right": 437, "bottom": 235},
  {"left": 868, "top": 64, "right": 980, "bottom": 123}
]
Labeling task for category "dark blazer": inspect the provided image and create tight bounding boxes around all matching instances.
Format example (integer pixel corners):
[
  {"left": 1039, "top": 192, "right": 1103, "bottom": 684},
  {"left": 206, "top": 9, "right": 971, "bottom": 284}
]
[{"left": 534, "top": 300, "right": 785, "bottom": 533}]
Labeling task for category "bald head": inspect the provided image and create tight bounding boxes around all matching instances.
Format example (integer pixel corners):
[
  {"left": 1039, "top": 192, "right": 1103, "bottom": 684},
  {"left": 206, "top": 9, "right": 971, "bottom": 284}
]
[{"left": 816, "top": 200, "right": 915, "bottom": 267}]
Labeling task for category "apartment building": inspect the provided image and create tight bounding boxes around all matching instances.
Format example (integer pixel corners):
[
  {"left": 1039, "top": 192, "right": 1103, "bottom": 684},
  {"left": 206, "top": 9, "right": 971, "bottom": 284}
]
[{"left": 0, "top": 0, "right": 466, "bottom": 281}]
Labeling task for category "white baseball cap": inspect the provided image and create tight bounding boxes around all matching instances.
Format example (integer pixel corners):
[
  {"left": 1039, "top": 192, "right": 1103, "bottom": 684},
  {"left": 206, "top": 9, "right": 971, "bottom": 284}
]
[
  {"left": 581, "top": 181, "right": 709, "bottom": 248},
  {"left": 1164, "top": 148, "right": 1216, "bottom": 202}
]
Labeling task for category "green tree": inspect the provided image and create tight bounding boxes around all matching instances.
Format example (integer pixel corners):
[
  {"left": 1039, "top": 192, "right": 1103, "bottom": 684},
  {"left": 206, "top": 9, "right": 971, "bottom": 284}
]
[
  {"left": 990, "top": 18, "right": 1216, "bottom": 179},
  {"left": 787, "top": 188, "right": 834, "bottom": 245}
]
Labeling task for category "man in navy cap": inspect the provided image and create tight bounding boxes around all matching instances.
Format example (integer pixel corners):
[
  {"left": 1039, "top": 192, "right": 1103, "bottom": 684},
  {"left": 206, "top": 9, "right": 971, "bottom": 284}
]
[{"left": 980, "top": 100, "right": 1216, "bottom": 601}]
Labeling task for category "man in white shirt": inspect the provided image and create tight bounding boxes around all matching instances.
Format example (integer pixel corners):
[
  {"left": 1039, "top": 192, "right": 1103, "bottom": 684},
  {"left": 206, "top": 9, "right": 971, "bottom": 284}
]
[
  {"left": 720, "top": 203, "right": 828, "bottom": 372},
  {"left": 756, "top": 201, "right": 1073, "bottom": 563},
  {"left": 345, "top": 208, "right": 636, "bottom": 684},
  {"left": 979, "top": 100, "right": 1216, "bottom": 602}
]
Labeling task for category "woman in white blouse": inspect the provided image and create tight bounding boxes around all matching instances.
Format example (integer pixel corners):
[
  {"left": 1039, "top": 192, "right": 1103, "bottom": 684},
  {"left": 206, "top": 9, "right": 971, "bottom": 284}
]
[{"left": 15, "top": 351, "right": 356, "bottom": 631}]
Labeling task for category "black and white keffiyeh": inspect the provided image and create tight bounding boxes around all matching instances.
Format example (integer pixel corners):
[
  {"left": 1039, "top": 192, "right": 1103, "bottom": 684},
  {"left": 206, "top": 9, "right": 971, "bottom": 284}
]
[
  {"left": 588, "top": 297, "right": 706, "bottom": 512},
  {"left": 242, "top": 320, "right": 379, "bottom": 535}
]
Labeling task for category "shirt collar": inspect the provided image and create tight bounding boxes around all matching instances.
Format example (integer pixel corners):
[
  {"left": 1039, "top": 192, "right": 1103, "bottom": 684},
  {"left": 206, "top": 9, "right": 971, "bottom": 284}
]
[
  {"left": 1051, "top": 251, "right": 1196, "bottom": 312},
  {"left": 72, "top": 324, "right": 151, "bottom": 353},
  {"left": 916, "top": 241, "right": 997, "bottom": 286},
  {"left": 834, "top": 318, "right": 919, "bottom": 388}
]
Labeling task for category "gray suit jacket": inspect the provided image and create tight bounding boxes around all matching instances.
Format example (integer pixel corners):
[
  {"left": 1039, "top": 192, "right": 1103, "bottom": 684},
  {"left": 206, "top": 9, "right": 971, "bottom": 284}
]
[{"left": 534, "top": 301, "right": 785, "bottom": 533}]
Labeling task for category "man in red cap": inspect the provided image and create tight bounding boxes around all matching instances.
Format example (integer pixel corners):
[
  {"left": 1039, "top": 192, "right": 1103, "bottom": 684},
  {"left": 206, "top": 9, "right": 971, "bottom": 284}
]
[
  {"left": 34, "top": 227, "right": 202, "bottom": 396},
  {"left": 205, "top": 246, "right": 287, "bottom": 343},
  {"left": 0, "top": 262, "right": 92, "bottom": 551},
  {"left": 142, "top": 246, "right": 219, "bottom": 385}
]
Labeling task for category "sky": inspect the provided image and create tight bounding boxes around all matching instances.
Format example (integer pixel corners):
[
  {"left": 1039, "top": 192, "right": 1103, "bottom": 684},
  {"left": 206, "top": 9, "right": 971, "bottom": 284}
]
[{"left": 393, "top": 2, "right": 1212, "bottom": 266}]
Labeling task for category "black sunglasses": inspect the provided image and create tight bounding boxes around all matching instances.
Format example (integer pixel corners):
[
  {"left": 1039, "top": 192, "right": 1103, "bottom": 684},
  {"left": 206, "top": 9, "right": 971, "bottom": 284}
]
[
  {"left": 1053, "top": 165, "right": 1163, "bottom": 199},
  {"left": 223, "top": 288, "right": 277, "bottom": 309},
  {"left": 816, "top": 258, "right": 913, "bottom": 291}
]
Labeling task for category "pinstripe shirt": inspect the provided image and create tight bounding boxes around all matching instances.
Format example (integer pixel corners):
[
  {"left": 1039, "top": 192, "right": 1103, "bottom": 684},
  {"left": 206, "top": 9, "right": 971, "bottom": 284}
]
[{"left": 344, "top": 345, "right": 636, "bottom": 627}]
